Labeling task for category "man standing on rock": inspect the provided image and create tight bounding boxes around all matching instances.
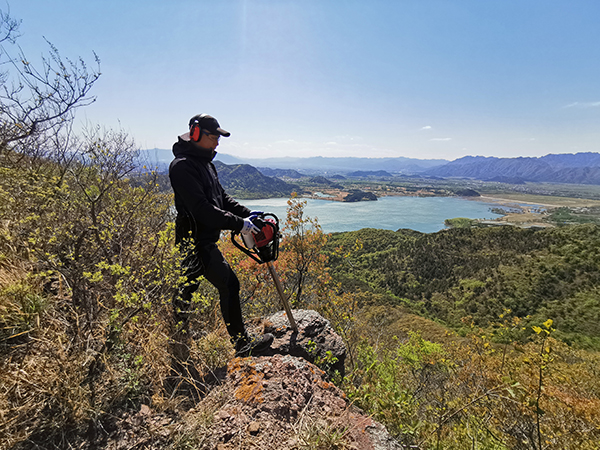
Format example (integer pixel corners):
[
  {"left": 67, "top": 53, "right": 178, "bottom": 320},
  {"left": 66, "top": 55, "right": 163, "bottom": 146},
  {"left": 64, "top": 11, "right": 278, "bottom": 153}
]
[{"left": 169, "top": 114, "right": 273, "bottom": 361}]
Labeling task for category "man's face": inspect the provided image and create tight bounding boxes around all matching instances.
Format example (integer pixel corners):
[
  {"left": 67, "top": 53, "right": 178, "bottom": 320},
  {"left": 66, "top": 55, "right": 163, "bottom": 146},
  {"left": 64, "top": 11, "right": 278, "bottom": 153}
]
[{"left": 198, "top": 131, "right": 220, "bottom": 150}]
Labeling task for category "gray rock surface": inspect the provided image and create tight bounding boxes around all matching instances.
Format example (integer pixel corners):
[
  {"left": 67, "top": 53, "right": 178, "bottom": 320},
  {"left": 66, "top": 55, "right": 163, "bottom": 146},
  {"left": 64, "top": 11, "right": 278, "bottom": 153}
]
[{"left": 261, "top": 309, "right": 347, "bottom": 376}]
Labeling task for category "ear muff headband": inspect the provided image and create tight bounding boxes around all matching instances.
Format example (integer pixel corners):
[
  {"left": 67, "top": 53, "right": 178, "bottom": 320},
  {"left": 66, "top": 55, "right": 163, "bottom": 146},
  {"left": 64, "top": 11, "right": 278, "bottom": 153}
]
[{"left": 189, "top": 113, "right": 209, "bottom": 142}]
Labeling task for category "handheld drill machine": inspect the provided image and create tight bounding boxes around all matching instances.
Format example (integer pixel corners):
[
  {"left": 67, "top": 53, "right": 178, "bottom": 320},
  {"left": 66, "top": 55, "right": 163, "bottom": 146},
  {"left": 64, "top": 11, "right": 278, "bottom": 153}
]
[{"left": 231, "top": 213, "right": 298, "bottom": 332}]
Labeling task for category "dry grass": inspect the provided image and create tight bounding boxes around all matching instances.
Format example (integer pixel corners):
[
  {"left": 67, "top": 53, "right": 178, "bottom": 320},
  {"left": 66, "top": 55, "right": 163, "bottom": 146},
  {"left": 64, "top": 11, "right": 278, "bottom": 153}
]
[
  {"left": 169, "top": 384, "right": 234, "bottom": 450},
  {"left": 0, "top": 288, "right": 90, "bottom": 448},
  {"left": 0, "top": 257, "right": 188, "bottom": 449},
  {"left": 191, "top": 328, "right": 234, "bottom": 373},
  {"left": 0, "top": 258, "right": 45, "bottom": 346},
  {"left": 293, "top": 413, "right": 355, "bottom": 450}
]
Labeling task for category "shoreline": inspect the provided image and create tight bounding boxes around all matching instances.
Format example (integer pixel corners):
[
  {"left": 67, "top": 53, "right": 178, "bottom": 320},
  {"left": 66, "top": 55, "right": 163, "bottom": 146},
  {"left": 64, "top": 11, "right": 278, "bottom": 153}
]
[
  {"left": 303, "top": 193, "right": 564, "bottom": 208},
  {"left": 477, "top": 195, "right": 560, "bottom": 208}
]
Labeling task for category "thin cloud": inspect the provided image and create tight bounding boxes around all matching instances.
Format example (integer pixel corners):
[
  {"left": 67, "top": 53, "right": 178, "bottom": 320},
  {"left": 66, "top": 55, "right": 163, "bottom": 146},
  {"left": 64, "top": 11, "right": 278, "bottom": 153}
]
[
  {"left": 420, "top": 126, "right": 432, "bottom": 130},
  {"left": 430, "top": 138, "right": 452, "bottom": 141},
  {"left": 564, "top": 101, "right": 600, "bottom": 108},
  {"left": 272, "top": 139, "right": 302, "bottom": 145}
]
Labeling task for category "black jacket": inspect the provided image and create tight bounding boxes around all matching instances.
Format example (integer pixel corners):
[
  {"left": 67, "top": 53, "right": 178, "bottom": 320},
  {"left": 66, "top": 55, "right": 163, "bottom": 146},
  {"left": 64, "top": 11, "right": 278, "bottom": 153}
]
[{"left": 169, "top": 137, "right": 250, "bottom": 245}]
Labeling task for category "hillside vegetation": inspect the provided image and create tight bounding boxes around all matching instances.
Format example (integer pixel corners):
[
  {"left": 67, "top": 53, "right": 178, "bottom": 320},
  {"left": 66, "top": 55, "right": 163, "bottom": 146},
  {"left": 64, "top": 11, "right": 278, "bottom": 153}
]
[{"left": 326, "top": 225, "right": 600, "bottom": 349}]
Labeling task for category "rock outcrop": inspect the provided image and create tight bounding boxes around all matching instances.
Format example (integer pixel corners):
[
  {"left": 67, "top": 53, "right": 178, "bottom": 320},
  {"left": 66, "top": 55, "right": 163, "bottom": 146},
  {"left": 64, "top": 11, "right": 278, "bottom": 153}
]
[
  {"left": 92, "top": 310, "right": 402, "bottom": 449},
  {"left": 261, "top": 309, "right": 347, "bottom": 376},
  {"left": 183, "top": 353, "right": 402, "bottom": 449}
]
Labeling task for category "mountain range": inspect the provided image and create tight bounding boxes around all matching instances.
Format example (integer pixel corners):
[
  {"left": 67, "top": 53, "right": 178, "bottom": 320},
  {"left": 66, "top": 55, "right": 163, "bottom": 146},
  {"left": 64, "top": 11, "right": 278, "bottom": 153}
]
[
  {"left": 139, "top": 149, "right": 600, "bottom": 185},
  {"left": 138, "top": 149, "right": 447, "bottom": 174},
  {"left": 426, "top": 152, "right": 600, "bottom": 184},
  {"left": 216, "top": 154, "right": 447, "bottom": 174}
]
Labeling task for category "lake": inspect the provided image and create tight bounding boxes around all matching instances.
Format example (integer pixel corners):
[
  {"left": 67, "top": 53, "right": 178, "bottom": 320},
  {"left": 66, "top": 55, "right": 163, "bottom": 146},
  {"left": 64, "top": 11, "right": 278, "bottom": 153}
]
[{"left": 239, "top": 196, "right": 504, "bottom": 234}]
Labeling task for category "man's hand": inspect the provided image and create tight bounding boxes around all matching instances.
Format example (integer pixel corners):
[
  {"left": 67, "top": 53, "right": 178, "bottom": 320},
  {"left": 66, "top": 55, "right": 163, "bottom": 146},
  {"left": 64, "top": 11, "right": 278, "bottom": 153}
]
[{"left": 241, "top": 218, "right": 260, "bottom": 235}]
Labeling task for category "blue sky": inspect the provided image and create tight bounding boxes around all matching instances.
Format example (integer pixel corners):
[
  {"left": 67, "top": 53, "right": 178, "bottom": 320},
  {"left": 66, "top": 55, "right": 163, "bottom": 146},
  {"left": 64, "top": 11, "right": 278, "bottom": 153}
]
[{"left": 8, "top": 0, "right": 600, "bottom": 160}]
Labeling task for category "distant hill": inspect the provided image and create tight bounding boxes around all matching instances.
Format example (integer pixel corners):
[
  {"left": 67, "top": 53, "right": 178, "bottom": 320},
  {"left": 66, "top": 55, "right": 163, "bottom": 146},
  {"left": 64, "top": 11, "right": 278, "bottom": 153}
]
[
  {"left": 305, "top": 176, "right": 344, "bottom": 189},
  {"left": 453, "top": 188, "right": 481, "bottom": 197},
  {"left": 136, "top": 150, "right": 448, "bottom": 175},
  {"left": 427, "top": 152, "right": 600, "bottom": 185},
  {"left": 257, "top": 167, "right": 305, "bottom": 179},
  {"left": 540, "top": 152, "right": 600, "bottom": 168},
  {"left": 308, "top": 176, "right": 333, "bottom": 185},
  {"left": 213, "top": 161, "right": 301, "bottom": 199},
  {"left": 236, "top": 156, "right": 447, "bottom": 174},
  {"left": 342, "top": 190, "right": 378, "bottom": 202}
]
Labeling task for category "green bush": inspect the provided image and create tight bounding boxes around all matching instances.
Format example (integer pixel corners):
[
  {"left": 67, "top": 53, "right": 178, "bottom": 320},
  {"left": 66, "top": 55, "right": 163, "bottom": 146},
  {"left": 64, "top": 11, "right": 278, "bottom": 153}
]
[{"left": 444, "top": 217, "right": 476, "bottom": 228}]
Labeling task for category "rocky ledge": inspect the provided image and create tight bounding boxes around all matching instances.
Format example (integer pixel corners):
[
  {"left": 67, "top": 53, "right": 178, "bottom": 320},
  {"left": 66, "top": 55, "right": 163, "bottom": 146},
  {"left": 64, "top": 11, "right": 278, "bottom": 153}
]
[
  {"left": 190, "top": 353, "right": 402, "bottom": 449},
  {"left": 94, "top": 310, "right": 402, "bottom": 449}
]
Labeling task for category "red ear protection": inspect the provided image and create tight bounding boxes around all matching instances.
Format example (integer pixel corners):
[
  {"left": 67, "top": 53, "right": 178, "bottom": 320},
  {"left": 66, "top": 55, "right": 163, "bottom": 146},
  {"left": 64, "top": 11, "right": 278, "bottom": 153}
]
[
  {"left": 190, "top": 120, "right": 201, "bottom": 142},
  {"left": 189, "top": 114, "right": 210, "bottom": 142}
]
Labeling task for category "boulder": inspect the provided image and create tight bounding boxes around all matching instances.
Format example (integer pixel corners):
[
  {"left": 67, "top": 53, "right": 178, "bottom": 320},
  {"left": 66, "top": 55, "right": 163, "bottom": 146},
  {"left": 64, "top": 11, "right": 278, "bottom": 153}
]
[
  {"left": 260, "top": 309, "right": 346, "bottom": 376},
  {"left": 189, "top": 354, "right": 402, "bottom": 449}
]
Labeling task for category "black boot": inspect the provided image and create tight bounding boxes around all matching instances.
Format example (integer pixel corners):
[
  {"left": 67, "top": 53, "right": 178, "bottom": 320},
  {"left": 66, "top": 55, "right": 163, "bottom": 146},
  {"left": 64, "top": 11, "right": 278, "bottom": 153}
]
[{"left": 234, "top": 333, "right": 274, "bottom": 357}]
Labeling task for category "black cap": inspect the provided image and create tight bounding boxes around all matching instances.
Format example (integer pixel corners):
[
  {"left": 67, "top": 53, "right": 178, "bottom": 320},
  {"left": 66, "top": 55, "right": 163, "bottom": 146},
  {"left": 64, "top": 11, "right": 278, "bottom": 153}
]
[{"left": 189, "top": 114, "right": 231, "bottom": 137}]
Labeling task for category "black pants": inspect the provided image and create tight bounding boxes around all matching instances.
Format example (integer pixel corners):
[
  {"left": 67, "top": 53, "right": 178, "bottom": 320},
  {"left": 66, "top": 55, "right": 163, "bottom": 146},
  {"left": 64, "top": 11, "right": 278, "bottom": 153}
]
[{"left": 174, "top": 242, "right": 246, "bottom": 341}]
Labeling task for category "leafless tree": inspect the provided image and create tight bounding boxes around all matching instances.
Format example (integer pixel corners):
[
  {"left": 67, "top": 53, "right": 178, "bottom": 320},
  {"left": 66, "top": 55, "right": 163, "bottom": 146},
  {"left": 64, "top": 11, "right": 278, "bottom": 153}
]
[{"left": 0, "top": 7, "right": 100, "bottom": 155}]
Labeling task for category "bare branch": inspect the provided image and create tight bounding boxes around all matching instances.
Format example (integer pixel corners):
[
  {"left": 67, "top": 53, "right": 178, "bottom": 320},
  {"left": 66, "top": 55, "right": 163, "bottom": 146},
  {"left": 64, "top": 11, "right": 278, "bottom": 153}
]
[
  {"left": 0, "top": 8, "right": 100, "bottom": 149},
  {"left": 0, "top": 8, "right": 20, "bottom": 46}
]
